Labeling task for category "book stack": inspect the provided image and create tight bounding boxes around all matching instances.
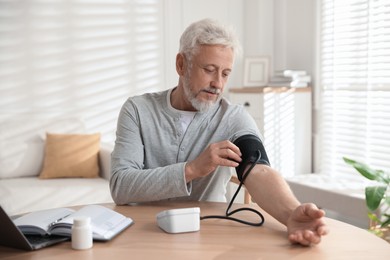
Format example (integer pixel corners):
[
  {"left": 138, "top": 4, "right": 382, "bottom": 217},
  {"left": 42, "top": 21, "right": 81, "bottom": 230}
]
[{"left": 268, "top": 70, "right": 311, "bottom": 87}]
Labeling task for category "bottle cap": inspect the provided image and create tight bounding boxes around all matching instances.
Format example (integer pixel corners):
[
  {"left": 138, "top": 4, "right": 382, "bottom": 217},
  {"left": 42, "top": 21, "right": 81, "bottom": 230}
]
[{"left": 73, "top": 216, "right": 91, "bottom": 226}]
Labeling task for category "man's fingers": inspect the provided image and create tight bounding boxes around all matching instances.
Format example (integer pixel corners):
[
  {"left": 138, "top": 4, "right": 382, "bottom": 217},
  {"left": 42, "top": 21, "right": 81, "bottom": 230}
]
[
  {"left": 220, "top": 140, "right": 241, "bottom": 156},
  {"left": 222, "top": 158, "right": 240, "bottom": 167},
  {"left": 206, "top": 140, "right": 243, "bottom": 168},
  {"left": 304, "top": 230, "right": 321, "bottom": 245},
  {"left": 289, "top": 233, "right": 310, "bottom": 246},
  {"left": 289, "top": 231, "right": 320, "bottom": 246},
  {"left": 317, "top": 225, "right": 330, "bottom": 236},
  {"left": 303, "top": 203, "right": 325, "bottom": 218},
  {"left": 221, "top": 147, "right": 242, "bottom": 163},
  {"left": 216, "top": 150, "right": 240, "bottom": 167}
]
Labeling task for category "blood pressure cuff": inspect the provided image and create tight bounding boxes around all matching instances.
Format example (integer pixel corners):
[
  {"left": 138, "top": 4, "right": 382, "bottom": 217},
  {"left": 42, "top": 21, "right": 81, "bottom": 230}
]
[{"left": 234, "top": 134, "right": 270, "bottom": 182}]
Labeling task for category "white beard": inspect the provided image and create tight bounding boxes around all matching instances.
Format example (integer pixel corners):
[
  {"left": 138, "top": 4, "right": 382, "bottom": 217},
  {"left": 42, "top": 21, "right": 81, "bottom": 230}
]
[{"left": 182, "top": 75, "right": 221, "bottom": 113}]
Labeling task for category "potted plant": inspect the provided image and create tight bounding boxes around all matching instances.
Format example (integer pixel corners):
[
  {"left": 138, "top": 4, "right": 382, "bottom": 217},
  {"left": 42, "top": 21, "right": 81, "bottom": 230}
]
[{"left": 343, "top": 157, "right": 390, "bottom": 242}]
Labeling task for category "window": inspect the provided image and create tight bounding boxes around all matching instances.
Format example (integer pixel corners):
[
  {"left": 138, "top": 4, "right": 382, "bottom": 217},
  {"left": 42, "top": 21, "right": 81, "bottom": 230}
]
[
  {"left": 318, "top": 0, "right": 390, "bottom": 175},
  {"left": 0, "top": 0, "right": 164, "bottom": 142}
]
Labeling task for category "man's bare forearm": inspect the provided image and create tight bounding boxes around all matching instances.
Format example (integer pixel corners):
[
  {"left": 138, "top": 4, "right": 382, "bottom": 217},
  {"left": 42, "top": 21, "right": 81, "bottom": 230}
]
[{"left": 243, "top": 164, "right": 300, "bottom": 226}]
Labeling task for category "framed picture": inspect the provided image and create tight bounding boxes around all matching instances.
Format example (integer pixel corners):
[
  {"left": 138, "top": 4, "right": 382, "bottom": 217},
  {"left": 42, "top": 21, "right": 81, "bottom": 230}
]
[{"left": 243, "top": 56, "right": 269, "bottom": 87}]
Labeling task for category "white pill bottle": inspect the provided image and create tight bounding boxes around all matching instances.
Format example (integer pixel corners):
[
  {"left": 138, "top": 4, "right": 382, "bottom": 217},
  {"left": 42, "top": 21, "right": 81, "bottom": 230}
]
[{"left": 71, "top": 216, "right": 93, "bottom": 250}]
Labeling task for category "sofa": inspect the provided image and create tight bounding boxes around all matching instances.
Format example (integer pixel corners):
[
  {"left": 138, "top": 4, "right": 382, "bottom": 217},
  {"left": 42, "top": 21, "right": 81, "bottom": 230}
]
[{"left": 0, "top": 117, "right": 114, "bottom": 216}]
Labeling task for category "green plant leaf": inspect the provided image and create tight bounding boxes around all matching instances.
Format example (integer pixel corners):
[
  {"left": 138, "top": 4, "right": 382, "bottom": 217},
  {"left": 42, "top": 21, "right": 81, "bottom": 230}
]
[
  {"left": 381, "top": 215, "right": 390, "bottom": 228},
  {"left": 343, "top": 157, "right": 390, "bottom": 228},
  {"left": 385, "top": 196, "right": 390, "bottom": 205},
  {"left": 380, "top": 172, "right": 390, "bottom": 184},
  {"left": 374, "top": 170, "right": 390, "bottom": 185},
  {"left": 365, "top": 186, "right": 386, "bottom": 211},
  {"left": 368, "top": 212, "right": 380, "bottom": 222},
  {"left": 343, "top": 157, "right": 378, "bottom": 181}
]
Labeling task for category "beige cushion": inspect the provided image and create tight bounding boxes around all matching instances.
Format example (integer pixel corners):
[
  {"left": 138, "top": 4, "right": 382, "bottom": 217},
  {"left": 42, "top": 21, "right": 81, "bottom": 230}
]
[{"left": 39, "top": 133, "right": 100, "bottom": 179}]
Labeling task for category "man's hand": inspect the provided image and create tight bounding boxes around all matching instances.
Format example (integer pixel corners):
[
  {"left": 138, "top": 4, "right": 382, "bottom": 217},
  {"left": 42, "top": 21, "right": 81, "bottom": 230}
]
[
  {"left": 287, "top": 203, "right": 329, "bottom": 246},
  {"left": 185, "top": 140, "right": 241, "bottom": 182}
]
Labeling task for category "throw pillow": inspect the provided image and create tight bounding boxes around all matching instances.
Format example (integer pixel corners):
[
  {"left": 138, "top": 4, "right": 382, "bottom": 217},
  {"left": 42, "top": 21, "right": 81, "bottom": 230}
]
[{"left": 39, "top": 133, "right": 101, "bottom": 179}]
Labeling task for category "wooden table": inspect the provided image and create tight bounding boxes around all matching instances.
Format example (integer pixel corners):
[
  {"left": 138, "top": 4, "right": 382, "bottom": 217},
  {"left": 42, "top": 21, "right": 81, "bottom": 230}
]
[{"left": 1, "top": 201, "right": 389, "bottom": 259}]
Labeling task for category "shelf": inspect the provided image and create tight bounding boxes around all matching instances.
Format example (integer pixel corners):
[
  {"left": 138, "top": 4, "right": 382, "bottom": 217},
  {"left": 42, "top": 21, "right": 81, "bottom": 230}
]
[{"left": 229, "top": 86, "right": 311, "bottom": 94}]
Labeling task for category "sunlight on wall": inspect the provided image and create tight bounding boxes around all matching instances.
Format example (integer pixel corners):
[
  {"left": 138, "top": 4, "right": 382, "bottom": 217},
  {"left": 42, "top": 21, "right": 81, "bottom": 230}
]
[
  {"left": 263, "top": 91, "right": 296, "bottom": 177},
  {"left": 320, "top": 90, "right": 390, "bottom": 176},
  {"left": 0, "top": 0, "right": 164, "bottom": 144}
]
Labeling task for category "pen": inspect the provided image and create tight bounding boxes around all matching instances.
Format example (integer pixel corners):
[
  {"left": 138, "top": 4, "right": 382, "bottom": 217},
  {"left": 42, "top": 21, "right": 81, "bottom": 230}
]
[{"left": 49, "top": 214, "right": 72, "bottom": 228}]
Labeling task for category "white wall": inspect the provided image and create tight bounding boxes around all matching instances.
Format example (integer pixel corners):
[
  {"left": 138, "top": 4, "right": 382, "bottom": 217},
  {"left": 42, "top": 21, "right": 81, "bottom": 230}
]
[
  {"left": 164, "top": 0, "right": 316, "bottom": 89},
  {"left": 0, "top": 0, "right": 317, "bottom": 147},
  {"left": 0, "top": 0, "right": 166, "bottom": 144},
  {"left": 163, "top": 0, "right": 244, "bottom": 90}
]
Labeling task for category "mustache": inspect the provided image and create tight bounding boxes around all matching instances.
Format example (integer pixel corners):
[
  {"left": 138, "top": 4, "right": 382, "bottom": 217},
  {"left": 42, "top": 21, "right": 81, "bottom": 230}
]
[{"left": 202, "top": 87, "right": 221, "bottom": 95}]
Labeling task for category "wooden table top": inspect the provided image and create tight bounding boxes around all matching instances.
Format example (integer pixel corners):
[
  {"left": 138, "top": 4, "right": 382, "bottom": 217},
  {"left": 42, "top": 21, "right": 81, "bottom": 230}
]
[{"left": 1, "top": 201, "right": 389, "bottom": 259}]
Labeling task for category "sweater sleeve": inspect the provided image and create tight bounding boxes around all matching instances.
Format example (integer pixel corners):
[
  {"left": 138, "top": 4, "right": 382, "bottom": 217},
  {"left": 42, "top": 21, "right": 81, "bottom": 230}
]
[{"left": 109, "top": 99, "right": 191, "bottom": 205}]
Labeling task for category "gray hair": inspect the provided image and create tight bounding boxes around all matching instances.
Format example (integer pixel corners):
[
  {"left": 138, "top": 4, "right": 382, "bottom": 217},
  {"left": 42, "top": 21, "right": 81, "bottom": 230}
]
[{"left": 179, "top": 18, "right": 241, "bottom": 62}]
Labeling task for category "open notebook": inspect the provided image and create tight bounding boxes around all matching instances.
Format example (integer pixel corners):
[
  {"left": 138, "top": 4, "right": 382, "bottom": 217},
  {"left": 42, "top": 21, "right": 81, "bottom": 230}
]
[
  {"left": 0, "top": 204, "right": 133, "bottom": 251},
  {"left": 0, "top": 206, "right": 68, "bottom": 251}
]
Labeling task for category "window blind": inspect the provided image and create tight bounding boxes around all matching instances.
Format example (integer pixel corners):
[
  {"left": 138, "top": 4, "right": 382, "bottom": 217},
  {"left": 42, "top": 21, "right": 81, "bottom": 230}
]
[
  {"left": 0, "top": 0, "right": 164, "bottom": 142},
  {"left": 319, "top": 0, "right": 390, "bottom": 175}
]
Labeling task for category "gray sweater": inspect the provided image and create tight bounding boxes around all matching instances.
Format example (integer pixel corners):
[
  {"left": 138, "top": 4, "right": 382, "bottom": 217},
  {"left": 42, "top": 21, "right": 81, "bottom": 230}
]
[{"left": 110, "top": 88, "right": 261, "bottom": 205}]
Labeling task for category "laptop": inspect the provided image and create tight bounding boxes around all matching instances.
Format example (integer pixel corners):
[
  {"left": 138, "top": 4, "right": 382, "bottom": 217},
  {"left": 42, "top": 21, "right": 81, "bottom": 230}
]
[{"left": 0, "top": 206, "right": 69, "bottom": 251}]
